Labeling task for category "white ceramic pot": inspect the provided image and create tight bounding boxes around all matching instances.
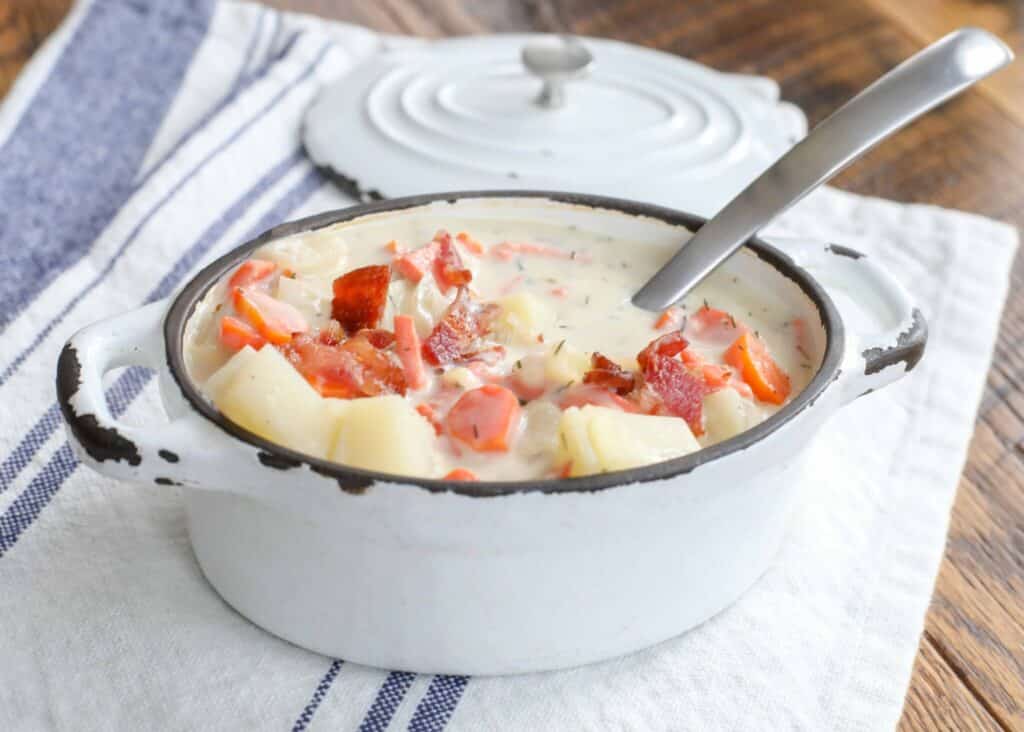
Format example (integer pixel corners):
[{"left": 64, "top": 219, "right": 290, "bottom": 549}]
[{"left": 57, "top": 193, "right": 926, "bottom": 675}]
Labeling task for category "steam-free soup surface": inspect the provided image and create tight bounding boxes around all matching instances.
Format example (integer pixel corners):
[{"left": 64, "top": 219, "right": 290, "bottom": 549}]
[{"left": 185, "top": 214, "right": 819, "bottom": 481}]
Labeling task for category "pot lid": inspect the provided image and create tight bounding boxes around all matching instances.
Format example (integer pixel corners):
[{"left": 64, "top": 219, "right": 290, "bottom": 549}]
[{"left": 304, "top": 34, "right": 806, "bottom": 217}]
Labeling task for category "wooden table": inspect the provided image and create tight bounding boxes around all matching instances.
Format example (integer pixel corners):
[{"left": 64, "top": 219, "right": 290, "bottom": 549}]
[{"left": 4, "top": 1, "right": 1023, "bottom": 728}]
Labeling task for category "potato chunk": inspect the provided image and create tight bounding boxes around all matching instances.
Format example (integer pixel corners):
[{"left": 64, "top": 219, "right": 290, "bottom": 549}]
[
  {"left": 702, "top": 388, "right": 755, "bottom": 443},
  {"left": 545, "top": 341, "right": 590, "bottom": 385},
  {"left": 275, "top": 275, "right": 330, "bottom": 325},
  {"left": 496, "top": 292, "right": 552, "bottom": 344},
  {"left": 557, "top": 405, "right": 699, "bottom": 477},
  {"left": 556, "top": 406, "right": 602, "bottom": 477},
  {"left": 210, "top": 345, "right": 339, "bottom": 459},
  {"left": 202, "top": 344, "right": 259, "bottom": 402},
  {"left": 257, "top": 230, "right": 347, "bottom": 280},
  {"left": 330, "top": 395, "right": 437, "bottom": 477}
]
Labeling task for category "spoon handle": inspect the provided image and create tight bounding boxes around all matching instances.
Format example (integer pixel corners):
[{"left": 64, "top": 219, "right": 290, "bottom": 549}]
[{"left": 632, "top": 27, "right": 1013, "bottom": 311}]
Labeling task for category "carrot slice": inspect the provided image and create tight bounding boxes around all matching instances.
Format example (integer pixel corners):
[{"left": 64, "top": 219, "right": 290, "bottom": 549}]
[
  {"left": 455, "top": 232, "right": 485, "bottom": 255},
  {"left": 445, "top": 384, "right": 521, "bottom": 452},
  {"left": 654, "top": 307, "right": 684, "bottom": 331},
  {"left": 416, "top": 403, "right": 443, "bottom": 435},
  {"left": 219, "top": 315, "right": 266, "bottom": 351},
  {"left": 232, "top": 288, "right": 308, "bottom": 345},
  {"left": 228, "top": 259, "right": 277, "bottom": 290},
  {"left": 491, "top": 241, "right": 588, "bottom": 261},
  {"left": 724, "top": 331, "right": 791, "bottom": 404},
  {"left": 394, "top": 241, "right": 440, "bottom": 283},
  {"left": 443, "top": 468, "right": 479, "bottom": 481},
  {"left": 559, "top": 384, "right": 639, "bottom": 413},
  {"left": 394, "top": 315, "right": 427, "bottom": 390}
]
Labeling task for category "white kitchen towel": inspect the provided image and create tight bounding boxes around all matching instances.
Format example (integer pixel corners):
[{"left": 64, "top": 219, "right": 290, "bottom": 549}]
[{"left": 0, "top": 1, "right": 1017, "bottom": 730}]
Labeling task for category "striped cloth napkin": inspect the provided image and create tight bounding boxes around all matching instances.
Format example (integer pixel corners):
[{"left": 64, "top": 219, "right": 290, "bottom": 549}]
[{"left": 0, "top": 1, "right": 1017, "bottom": 730}]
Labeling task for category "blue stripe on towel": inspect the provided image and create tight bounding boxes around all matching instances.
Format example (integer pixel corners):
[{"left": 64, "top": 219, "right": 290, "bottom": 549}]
[
  {"left": 132, "top": 9, "right": 293, "bottom": 187},
  {"left": 0, "top": 41, "right": 331, "bottom": 389},
  {"left": 358, "top": 671, "right": 417, "bottom": 732},
  {"left": 292, "top": 660, "right": 345, "bottom": 732},
  {"left": 0, "top": 404, "right": 61, "bottom": 495},
  {"left": 0, "top": 162, "right": 325, "bottom": 557},
  {"left": 0, "top": 0, "right": 214, "bottom": 334},
  {"left": 406, "top": 676, "right": 470, "bottom": 732}
]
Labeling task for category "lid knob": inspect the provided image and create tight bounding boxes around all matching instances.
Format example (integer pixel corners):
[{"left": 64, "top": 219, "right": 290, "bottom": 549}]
[{"left": 521, "top": 36, "right": 593, "bottom": 109}]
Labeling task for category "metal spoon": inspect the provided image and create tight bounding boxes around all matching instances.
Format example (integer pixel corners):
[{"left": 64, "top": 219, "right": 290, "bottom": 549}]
[{"left": 632, "top": 27, "right": 1013, "bottom": 311}]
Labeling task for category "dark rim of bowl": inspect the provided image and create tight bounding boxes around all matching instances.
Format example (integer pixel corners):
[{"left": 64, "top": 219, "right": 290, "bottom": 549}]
[{"left": 164, "top": 190, "right": 845, "bottom": 497}]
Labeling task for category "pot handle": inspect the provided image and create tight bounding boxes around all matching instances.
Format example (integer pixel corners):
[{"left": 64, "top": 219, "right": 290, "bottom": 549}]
[
  {"left": 774, "top": 238, "right": 928, "bottom": 404},
  {"left": 56, "top": 301, "right": 231, "bottom": 487}
]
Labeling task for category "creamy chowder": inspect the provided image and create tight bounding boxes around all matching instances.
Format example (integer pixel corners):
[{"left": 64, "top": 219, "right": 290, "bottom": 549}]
[{"left": 184, "top": 212, "right": 820, "bottom": 482}]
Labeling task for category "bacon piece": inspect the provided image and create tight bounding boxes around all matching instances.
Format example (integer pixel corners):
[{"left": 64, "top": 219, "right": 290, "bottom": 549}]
[
  {"left": 432, "top": 230, "right": 473, "bottom": 293},
  {"left": 628, "top": 383, "right": 671, "bottom": 416},
  {"left": 317, "top": 320, "right": 344, "bottom": 346},
  {"left": 636, "top": 331, "right": 689, "bottom": 371},
  {"left": 360, "top": 329, "right": 396, "bottom": 349},
  {"left": 331, "top": 265, "right": 390, "bottom": 334},
  {"left": 641, "top": 354, "right": 707, "bottom": 435},
  {"left": 287, "top": 331, "right": 406, "bottom": 398},
  {"left": 422, "top": 288, "right": 500, "bottom": 366},
  {"left": 582, "top": 353, "right": 636, "bottom": 395}
]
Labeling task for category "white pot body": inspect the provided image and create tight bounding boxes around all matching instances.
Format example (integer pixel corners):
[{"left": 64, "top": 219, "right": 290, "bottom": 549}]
[
  {"left": 57, "top": 193, "right": 926, "bottom": 675},
  {"left": 184, "top": 422, "right": 816, "bottom": 674}
]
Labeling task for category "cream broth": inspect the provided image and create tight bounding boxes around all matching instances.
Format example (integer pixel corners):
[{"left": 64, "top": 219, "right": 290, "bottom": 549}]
[{"left": 185, "top": 217, "right": 818, "bottom": 481}]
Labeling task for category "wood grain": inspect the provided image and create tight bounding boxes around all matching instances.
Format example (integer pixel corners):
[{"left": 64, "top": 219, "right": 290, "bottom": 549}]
[
  {"left": 864, "top": 0, "right": 1024, "bottom": 128},
  {"left": 5, "top": 1, "right": 1024, "bottom": 730},
  {"left": 0, "top": 1, "right": 72, "bottom": 99},
  {"left": 902, "top": 638, "right": 1005, "bottom": 732}
]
